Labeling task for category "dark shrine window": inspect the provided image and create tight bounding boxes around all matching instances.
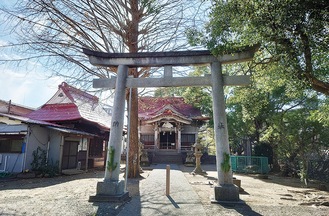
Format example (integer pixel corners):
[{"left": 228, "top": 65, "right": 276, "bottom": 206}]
[
  {"left": 140, "top": 134, "right": 154, "bottom": 146},
  {"left": 181, "top": 134, "right": 195, "bottom": 149}
]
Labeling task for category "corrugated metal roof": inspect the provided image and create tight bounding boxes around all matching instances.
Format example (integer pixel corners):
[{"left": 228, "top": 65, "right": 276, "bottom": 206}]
[
  {"left": 0, "top": 124, "right": 28, "bottom": 135},
  {"left": 46, "top": 126, "right": 97, "bottom": 137},
  {"left": 0, "top": 114, "right": 97, "bottom": 137},
  {"left": 0, "top": 113, "right": 59, "bottom": 127}
]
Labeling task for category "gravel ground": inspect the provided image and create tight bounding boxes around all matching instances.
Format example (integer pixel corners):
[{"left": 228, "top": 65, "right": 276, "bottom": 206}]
[
  {"left": 0, "top": 165, "right": 328, "bottom": 216},
  {"left": 181, "top": 165, "right": 329, "bottom": 216}
]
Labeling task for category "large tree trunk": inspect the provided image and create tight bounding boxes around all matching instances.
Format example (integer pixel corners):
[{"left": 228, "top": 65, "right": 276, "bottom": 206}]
[
  {"left": 126, "top": 0, "right": 141, "bottom": 178},
  {"left": 127, "top": 87, "right": 140, "bottom": 178}
]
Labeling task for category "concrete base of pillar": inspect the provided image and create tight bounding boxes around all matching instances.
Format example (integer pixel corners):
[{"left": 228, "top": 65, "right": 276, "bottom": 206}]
[
  {"left": 89, "top": 180, "right": 130, "bottom": 202},
  {"left": 211, "top": 184, "right": 241, "bottom": 204},
  {"left": 233, "top": 178, "right": 244, "bottom": 192}
]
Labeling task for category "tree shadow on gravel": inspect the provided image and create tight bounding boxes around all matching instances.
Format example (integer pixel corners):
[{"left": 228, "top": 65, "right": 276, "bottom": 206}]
[
  {"left": 0, "top": 169, "right": 105, "bottom": 190},
  {"left": 218, "top": 202, "right": 262, "bottom": 216},
  {"left": 242, "top": 173, "right": 329, "bottom": 190}
]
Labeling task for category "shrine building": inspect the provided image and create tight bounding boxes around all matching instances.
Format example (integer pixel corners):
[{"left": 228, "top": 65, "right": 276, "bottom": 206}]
[{"left": 138, "top": 97, "right": 208, "bottom": 156}]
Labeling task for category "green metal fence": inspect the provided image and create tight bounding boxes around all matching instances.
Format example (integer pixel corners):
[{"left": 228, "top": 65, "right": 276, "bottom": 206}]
[{"left": 230, "top": 156, "right": 269, "bottom": 174}]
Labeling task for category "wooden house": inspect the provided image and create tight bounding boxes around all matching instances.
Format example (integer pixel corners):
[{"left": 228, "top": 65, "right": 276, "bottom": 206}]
[
  {"left": 0, "top": 113, "right": 94, "bottom": 173},
  {"left": 25, "top": 82, "right": 112, "bottom": 170}
]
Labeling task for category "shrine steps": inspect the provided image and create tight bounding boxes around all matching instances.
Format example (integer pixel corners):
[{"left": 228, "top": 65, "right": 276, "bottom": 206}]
[{"left": 151, "top": 151, "right": 183, "bottom": 164}]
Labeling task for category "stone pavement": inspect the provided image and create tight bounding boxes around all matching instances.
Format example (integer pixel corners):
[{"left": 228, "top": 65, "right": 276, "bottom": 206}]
[{"left": 118, "top": 164, "right": 206, "bottom": 216}]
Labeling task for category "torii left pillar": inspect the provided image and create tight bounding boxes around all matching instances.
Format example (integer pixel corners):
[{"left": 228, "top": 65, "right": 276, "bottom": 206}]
[{"left": 89, "top": 65, "right": 130, "bottom": 202}]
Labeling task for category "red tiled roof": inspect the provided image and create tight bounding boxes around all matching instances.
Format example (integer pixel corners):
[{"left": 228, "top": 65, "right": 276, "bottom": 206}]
[
  {"left": 26, "top": 103, "right": 81, "bottom": 122},
  {"left": 138, "top": 97, "right": 202, "bottom": 120},
  {"left": 25, "top": 82, "right": 112, "bottom": 129}
]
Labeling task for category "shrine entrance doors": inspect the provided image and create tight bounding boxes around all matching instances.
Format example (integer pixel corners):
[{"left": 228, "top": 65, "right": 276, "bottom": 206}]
[{"left": 159, "top": 131, "right": 176, "bottom": 150}]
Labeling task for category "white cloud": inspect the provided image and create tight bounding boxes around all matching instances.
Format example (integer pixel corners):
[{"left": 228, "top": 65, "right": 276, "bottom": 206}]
[
  {"left": 0, "top": 67, "right": 62, "bottom": 108},
  {"left": 0, "top": 39, "right": 8, "bottom": 46},
  {"left": 0, "top": 2, "right": 64, "bottom": 108}
]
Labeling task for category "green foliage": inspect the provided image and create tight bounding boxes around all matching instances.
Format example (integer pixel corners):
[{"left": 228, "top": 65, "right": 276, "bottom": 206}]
[
  {"left": 31, "top": 147, "right": 47, "bottom": 171},
  {"left": 309, "top": 97, "right": 329, "bottom": 127},
  {"left": 141, "top": 0, "right": 160, "bottom": 14},
  {"left": 182, "top": 66, "right": 213, "bottom": 125},
  {"left": 221, "top": 152, "right": 231, "bottom": 173},
  {"left": 188, "top": 0, "right": 329, "bottom": 178},
  {"left": 186, "top": 27, "right": 207, "bottom": 47},
  {"left": 107, "top": 146, "right": 118, "bottom": 174},
  {"left": 31, "top": 147, "right": 59, "bottom": 177},
  {"left": 194, "top": 0, "right": 329, "bottom": 95},
  {"left": 154, "top": 86, "right": 187, "bottom": 97},
  {"left": 254, "top": 143, "right": 273, "bottom": 165},
  {"left": 198, "top": 127, "right": 216, "bottom": 155},
  {"left": 224, "top": 54, "right": 329, "bottom": 176},
  {"left": 42, "top": 160, "right": 59, "bottom": 177}
]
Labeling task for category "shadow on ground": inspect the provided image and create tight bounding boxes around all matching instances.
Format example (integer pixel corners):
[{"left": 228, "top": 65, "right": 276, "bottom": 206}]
[
  {"left": 245, "top": 173, "right": 329, "bottom": 190},
  {"left": 0, "top": 168, "right": 105, "bottom": 190},
  {"left": 181, "top": 163, "right": 328, "bottom": 191},
  {"left": 218, "top": 202, "right": 263, "bottom": 216}
]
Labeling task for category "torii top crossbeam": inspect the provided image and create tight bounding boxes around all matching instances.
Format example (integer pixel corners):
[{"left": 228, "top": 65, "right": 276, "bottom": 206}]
[
  {"left": 83, "top": 46, "right": 259, "bottom": 89},
  {"left": 82, "top": 47, "right": 257, "bottom": 67}
]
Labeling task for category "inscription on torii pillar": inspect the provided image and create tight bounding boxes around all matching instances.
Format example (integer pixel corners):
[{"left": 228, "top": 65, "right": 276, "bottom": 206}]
[{"left": 83, "top": 47, "right": 258, "bottom": 202}]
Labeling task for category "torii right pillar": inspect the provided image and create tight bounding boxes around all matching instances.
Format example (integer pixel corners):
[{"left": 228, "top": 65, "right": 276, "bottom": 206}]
[{"left": 211, "top": 61, "right": 239, "bottom": 202}]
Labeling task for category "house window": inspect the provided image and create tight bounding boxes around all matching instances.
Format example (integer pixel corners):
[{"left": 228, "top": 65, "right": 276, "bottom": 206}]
[
  {"left": 0, "top": 138, "right": 24, "bottom": 153},
  {"left": 79, "top": 138, "right": 88, "bottom": 151},
  {"left": 88, "top": 137, "right": 104, "bottom": 157},
  {"left": 140, "top": 134, "right": 154, "bottom": 146}
]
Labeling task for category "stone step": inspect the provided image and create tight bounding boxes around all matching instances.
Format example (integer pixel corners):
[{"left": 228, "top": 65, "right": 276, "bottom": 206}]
[
  {"left": 152, "top": 152, "right": 183, "bottom": 164},
  {"left": 154, "top": 150, "right": 180, "bottom": 156}
]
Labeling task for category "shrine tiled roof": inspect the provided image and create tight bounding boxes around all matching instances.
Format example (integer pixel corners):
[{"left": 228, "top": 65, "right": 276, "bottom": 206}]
[
  {"left": 138, "top": 97, "right": 203, "bottom": 121},
  {"left": 25, "top": 82, "right": 111, "bottom": 129}
]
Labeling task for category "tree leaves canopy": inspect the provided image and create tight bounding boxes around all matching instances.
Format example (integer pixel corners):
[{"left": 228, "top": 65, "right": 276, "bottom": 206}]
[{"left": 202, "top": 0, "right": 329, "bottom": 95}]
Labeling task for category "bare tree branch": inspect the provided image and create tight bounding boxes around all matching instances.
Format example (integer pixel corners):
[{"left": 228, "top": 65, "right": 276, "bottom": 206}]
[{"left": 0, "top": 0, "right": 208, "bottom": 178}]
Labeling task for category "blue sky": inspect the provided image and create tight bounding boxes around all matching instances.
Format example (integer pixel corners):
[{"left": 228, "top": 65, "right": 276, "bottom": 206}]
[
  {"left": 0, "top": 2, "right": 63, "bottom": 108},
  {"left": 0, "top": 2, "right": 209, "bottom": 109}
]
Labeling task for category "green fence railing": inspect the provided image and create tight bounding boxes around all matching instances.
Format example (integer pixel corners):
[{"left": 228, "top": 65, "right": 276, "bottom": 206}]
[{"left": 230, "top": 156, "right": 269, "bottom": 174}]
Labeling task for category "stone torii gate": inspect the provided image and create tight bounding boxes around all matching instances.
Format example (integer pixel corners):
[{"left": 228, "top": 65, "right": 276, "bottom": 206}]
[{"left": 84, "top": 48, "right": 257, "bottom": 202}]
